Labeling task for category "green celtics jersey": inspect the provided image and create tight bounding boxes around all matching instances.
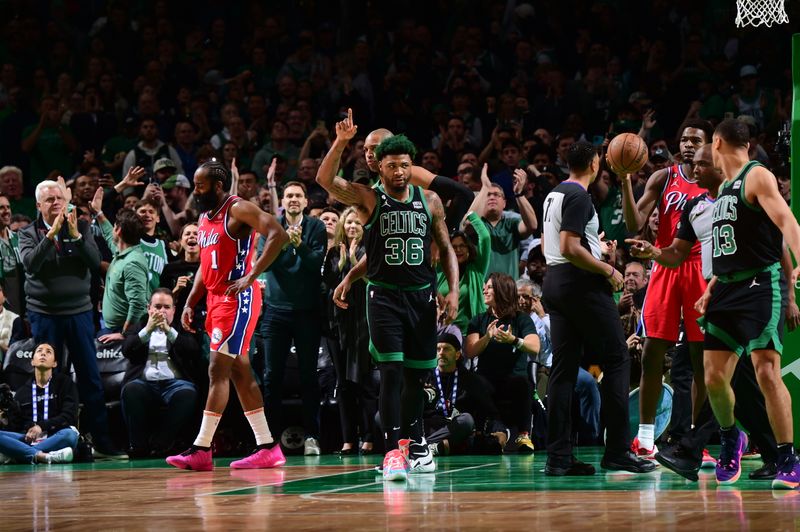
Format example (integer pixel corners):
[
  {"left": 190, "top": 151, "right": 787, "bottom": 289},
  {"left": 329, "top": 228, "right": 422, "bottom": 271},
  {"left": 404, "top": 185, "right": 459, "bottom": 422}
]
[
  {"left": 711, "top": 161, "right": 782, "bottom": 277},
  {"left": 364, "top": 184, "right": 434, "bottom": 288},
  {"left": 0, "top": 230, "right": 20, "bottom": 279},
  {"left": 139, "top": 236, "right": 168, "bottom": 293},
  {"left": 598, "top": 184, "right": 627, "bottom": 244}
]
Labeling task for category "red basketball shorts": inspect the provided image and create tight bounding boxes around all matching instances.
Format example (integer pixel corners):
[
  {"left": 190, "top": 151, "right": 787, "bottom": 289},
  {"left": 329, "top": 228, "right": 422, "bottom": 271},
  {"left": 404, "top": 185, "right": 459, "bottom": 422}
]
[
  {"left": 206, "top": 285, "right": 262, "bottom": 357},
  {"left": 640, "top": 258, "right": 706, "bottom": 343}
]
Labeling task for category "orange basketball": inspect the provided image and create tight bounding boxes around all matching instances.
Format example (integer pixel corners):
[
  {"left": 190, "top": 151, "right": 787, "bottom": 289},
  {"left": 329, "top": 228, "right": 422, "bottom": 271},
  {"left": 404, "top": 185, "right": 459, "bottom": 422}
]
[{"left": 606, "top": 132, "right": 648, "bottom": 176}]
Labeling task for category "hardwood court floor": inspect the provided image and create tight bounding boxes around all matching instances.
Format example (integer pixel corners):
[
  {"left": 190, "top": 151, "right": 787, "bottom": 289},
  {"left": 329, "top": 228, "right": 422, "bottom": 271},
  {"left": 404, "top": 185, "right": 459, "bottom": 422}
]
[{"left": 1, "top": 449, "right": 798, "bottom": 531}]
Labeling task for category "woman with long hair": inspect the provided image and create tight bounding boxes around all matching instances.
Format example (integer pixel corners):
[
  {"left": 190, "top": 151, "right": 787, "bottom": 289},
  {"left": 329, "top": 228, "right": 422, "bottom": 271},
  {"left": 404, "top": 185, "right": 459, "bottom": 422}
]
[
  {"left": 219, "top": 141, "right": 239, "bottom": 171},
  {"left": 465, "top": 272, "right": 540, "bottom": 452},
  {"left": 160, "top": 223, "right": 204, "bottom": 333},
  {"left": 321, "top": 207, "right": 377, "bottom": 454},
  {"left": 436, "top": 211, "right": 491, "bottom": 336}
]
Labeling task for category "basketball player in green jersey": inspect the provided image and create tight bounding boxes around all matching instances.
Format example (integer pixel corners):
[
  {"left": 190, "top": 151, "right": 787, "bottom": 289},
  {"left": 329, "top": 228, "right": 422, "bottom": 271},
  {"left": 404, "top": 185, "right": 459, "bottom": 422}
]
[
  {"left": 699, "top": 119, "right": 800, "bottom": 488},
  {"left": 316, "top": 109, "right": 459, "bottom": 481}
]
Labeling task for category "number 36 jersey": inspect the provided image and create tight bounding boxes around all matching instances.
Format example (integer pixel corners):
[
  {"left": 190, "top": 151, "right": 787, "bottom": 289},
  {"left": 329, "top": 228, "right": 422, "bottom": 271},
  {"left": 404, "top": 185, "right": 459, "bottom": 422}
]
[
  {"left": 364, "top": 184, "right": 434, "bottom": 288},
  {"left": 197, "top": 195, "right": 257, "bottom": 295},
  {"left": 711, "top": 161, "right": 782, "bottom": 277}
]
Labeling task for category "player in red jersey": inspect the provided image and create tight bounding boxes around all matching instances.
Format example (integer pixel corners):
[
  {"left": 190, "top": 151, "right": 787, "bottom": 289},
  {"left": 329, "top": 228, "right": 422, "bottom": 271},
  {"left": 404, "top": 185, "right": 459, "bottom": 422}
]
[
  {"left": 167, "top": 161, "right": 289, "bottom": 471},
  {"left": 620, "top": 119, "right": 715, "bottom": 458}
]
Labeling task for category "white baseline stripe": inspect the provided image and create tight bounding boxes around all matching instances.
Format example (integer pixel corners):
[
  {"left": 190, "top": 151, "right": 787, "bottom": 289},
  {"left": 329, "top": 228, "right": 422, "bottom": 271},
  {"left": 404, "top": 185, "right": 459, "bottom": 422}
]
[{"left": 300, "top": 463, "right": 496, "bottom": 500}]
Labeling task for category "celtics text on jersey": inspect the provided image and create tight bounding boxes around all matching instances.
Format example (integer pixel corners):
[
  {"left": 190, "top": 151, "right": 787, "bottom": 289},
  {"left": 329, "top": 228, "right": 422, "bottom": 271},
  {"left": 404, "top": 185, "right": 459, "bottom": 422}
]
[
  {"left": 710, "top": 161, "right": 782, "bottom": 277},
  {"left": 364, "top": 184, "right": 434, "bottom": 288}
]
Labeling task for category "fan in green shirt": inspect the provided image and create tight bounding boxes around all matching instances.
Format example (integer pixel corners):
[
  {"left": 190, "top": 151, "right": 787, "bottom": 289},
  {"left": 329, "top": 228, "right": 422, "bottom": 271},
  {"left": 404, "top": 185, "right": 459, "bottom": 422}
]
[
  {"left": 95, "top": 210, "right": 149, "bottom": 336},
  {"left": 436, "top": 212, "right": 491, "bottom": 337},
  {"left": 133, "top": 198, "right": 169, "bottom": 293},
  {"left": 465, "top": 165, "right": 538, "bottom": 281},
  {"left": 21, "top": 97, "right": 79, "bottom": 182}
]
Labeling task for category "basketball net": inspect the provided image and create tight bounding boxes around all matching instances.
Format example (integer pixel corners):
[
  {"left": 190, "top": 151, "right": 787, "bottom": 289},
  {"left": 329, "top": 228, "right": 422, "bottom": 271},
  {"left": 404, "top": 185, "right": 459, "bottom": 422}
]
[{"left": 735, "top": 0, "right": 789, "bottom": 27}]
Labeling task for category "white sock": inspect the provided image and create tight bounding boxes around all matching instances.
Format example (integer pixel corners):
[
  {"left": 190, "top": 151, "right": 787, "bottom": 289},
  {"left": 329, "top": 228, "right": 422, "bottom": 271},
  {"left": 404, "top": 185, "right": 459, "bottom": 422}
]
[
  {"left": 638, "top": 424, "right": 655, "bottom": 450},
  {"left": 194, "top": 410, "right": 222, "bottom": 448},
  {"left": 245, "top": 408, "right": 274, "bottom": 446}
]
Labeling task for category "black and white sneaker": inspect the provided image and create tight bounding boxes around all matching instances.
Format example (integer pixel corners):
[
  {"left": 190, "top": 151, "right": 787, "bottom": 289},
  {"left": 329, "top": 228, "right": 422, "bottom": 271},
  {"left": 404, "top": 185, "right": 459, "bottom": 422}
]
[{"left": 402, "top": 438, "right": 436, "bottom": 473}]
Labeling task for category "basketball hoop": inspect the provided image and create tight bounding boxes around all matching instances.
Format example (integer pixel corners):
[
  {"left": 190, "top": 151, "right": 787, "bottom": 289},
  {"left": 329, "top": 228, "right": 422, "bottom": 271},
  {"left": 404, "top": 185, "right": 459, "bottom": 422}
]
[{"left": 735, "top": 0, "right": 789, "bottom": 27}]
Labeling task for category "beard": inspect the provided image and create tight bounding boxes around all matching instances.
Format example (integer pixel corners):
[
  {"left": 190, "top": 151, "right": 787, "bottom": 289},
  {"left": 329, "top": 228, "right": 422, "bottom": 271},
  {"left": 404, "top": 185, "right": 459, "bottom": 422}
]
[
  {"left": 193, "top": 190, "right": 220, "bottom": 213},
  {"left": 528, "top": 270, "right": 544, "bottom": 285}
]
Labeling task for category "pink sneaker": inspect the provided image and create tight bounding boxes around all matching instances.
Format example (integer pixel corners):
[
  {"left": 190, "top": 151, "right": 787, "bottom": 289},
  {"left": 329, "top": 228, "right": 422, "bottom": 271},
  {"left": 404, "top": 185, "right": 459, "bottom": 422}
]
[
  {"left": 701, "top": 448, "right": 717, "bottom": 469},
  {"left": 382, "top": 449, "right": 410, "bottom": 481},
  {"left": 166, "top": 447, "right": 213, "bottom": 471},
  {"left": 230, "top": 445, "right": 286, "bottom": 469}
]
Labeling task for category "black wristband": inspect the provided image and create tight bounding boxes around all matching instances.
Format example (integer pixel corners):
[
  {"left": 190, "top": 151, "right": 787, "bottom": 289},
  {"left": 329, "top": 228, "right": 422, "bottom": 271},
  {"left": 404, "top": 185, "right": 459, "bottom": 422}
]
[{"left": 514, "top": 192, "right": 525, "bottom": 198}]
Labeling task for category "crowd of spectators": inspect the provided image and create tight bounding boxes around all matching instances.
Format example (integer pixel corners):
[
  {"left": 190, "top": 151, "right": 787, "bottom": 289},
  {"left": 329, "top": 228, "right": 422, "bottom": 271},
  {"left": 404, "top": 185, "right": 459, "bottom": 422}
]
[{"left": 0, "top": 0, "right": 796, "bottom": 461}]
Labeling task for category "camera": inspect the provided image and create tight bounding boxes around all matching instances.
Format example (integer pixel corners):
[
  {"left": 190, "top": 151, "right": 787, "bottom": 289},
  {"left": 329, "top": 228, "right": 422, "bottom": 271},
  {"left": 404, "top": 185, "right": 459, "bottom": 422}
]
[
  {"left": 0, "top": 383, "right": 20, "bottom": 430},
  {"left": 775, "top": 121, "right": 791, "bottom": 167},
  {"left": 0, "top": 383, "right": 14, "bottom": 411}
]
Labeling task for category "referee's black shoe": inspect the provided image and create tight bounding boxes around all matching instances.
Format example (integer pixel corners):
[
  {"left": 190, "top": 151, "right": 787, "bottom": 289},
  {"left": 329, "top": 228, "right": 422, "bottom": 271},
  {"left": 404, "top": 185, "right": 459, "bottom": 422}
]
[
  {"left": 654, "top": 446, "right": 700, "bottom": 481},
  {"left": 601, "top": 451, "right": 657, "bottom": 473},
  {"left": 748, "top": 461, "right": 777, "bottom": 480},
  {"left": 544, "top": 455, "right": 596, "bottom": 476}
]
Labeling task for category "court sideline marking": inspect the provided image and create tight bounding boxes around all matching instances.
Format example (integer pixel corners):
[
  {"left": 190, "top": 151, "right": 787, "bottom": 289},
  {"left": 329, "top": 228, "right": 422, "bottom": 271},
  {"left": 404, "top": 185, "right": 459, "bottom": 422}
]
[
  {"left": 200, "top": 467, "right": 376, "bottom": 497},
  {"left": 300, "top": 463, "right": 497, "bottom": 500}
]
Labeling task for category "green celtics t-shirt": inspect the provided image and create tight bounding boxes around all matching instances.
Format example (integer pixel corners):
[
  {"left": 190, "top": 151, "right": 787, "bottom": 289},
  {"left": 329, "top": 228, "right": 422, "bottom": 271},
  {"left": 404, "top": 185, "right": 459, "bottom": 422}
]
[
  {"left": 101, "top": 135, "right": 139, "bottom": 179},
  {"left": 0, "top": 231, "right": 22, "bottom": 313},
  {"left": 598, "top": 184, "right": 627, "bottom": 245},
  {"left": 8, "top": 197, "right": 36, "bottom": 221},
  {"left": 483, "top": 214, "right": 521, "bottom": 281},
  {"left": 21, "top": 124, "right": 76, "bottom": 182},
  {"left": 139, "top": 237, "right": 168, "bottom": 294}
]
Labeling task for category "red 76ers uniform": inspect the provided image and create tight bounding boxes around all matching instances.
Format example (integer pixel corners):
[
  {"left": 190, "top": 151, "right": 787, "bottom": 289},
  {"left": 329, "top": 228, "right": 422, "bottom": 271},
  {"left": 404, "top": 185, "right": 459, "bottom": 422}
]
[
  {"left": 640, "top": 164, "right": 707, "bottom": 342},
  {"left": 197, "top": 195, "right": 262, "bottom": 356}
]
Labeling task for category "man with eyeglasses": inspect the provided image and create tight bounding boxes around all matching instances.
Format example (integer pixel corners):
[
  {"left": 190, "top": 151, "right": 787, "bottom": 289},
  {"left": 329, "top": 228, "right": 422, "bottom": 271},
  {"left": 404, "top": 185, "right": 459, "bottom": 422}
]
[
  {"left": 517, "top": 279, "right": 551, "bottom": 398},
  {"left": 465, "top": 164, "right": 538, "bottom": 281}
]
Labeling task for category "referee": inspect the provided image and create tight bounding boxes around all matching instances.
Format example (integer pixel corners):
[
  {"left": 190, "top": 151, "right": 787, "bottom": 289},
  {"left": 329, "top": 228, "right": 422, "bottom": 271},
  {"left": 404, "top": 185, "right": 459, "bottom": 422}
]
[{"left": 541, "top": 141, "right": 655, "bottom": 475}]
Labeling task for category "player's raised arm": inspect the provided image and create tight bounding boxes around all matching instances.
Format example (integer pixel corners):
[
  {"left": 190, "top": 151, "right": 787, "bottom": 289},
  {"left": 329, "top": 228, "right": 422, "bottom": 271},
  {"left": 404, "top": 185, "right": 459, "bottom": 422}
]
[
  {"left": 620, "top": 167, "right": 668, "bottom": 233},
  {"left": 225, "top": 200, "right": 289, "bottom": 296},
  {"left": 316, "top": 108, "right": 376, "bottom": 213},
  {"left": 426, "top": 190, "right": 459, "bottom": 324}
]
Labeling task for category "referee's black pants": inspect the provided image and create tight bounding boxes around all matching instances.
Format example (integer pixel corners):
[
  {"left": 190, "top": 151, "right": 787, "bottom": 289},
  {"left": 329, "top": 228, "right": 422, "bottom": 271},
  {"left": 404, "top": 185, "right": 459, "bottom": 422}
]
[
  {"left": 679, "top": 354, "right": 778, "bottom": 464},
  {"left": 543, "top": 266, "right": 631, "bottom": 462}
]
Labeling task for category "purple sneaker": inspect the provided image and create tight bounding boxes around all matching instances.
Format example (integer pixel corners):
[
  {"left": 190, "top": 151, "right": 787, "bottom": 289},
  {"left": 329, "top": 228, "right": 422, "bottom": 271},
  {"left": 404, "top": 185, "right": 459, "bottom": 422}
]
[
  {"left": 772, "top": 454, "right": 800, "bottom": 490},
  {"left": 716, "top": 429, "right": 748, "bottom": 485}
]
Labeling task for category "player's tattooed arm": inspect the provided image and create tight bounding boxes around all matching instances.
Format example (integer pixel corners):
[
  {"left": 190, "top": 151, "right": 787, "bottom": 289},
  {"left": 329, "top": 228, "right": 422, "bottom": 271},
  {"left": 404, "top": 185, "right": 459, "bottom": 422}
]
[
  {"left": 316, "top": 108, "right": 376, "bottom": 215},
  {"left": 426, "top": 190, "right": 459, "bottom": 324}
]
